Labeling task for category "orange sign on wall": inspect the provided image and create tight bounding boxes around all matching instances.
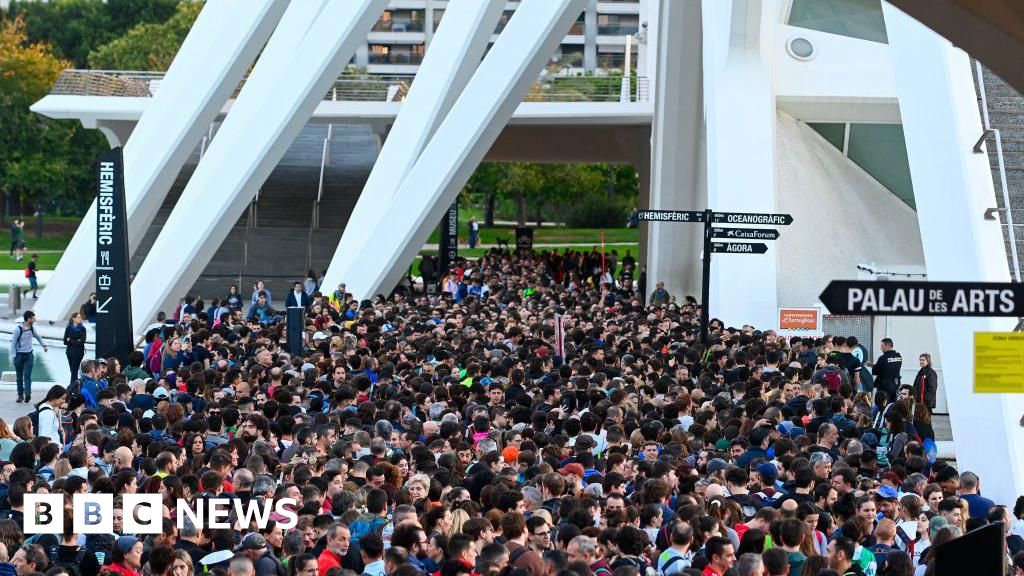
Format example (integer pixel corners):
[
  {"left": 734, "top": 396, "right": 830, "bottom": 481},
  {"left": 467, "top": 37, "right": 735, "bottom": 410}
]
[{"left": 778, "top": 307, "right": 822, "bottom": 334}]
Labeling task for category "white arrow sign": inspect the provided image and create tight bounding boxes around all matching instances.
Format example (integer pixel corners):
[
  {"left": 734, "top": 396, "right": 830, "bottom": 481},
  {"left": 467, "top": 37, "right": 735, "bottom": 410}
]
[{"left": 96, "top": 296, "right": 113, "bottom": 314}]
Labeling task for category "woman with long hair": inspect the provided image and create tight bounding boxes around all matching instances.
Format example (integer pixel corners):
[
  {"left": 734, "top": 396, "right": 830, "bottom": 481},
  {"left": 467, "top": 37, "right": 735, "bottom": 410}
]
[
  {"left": 287, "top": 553, "right": 318, "bottom": 576},
  {"left": 171, "top": 550, "right": 193, "bottom": 576},
  {"left": 12, "top": 415, "right": 33, "bottom": 442},
  {"left": 34, "top": 385, "right": 68, "bottom": 445},
  {"left": 913, "top": 353, "right": 939, "bottom": 410},
  {"left": 63, "top": 312, "right": 86, "bottom": 384},
  {"left": 0, "top": 418, "right": 19, "bottom": 460}
]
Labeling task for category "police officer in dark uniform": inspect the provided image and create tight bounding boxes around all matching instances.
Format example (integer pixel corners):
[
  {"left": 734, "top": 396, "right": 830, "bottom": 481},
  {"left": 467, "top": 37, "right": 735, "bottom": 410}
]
[{"left": 872, "top": 337, "right": 903, "bottom": 399}]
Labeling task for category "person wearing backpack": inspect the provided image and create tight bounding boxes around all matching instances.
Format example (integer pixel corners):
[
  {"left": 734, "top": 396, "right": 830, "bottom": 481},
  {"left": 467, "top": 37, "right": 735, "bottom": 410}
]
[
  {"left": 54, "top": 513, "right": 101, "bottom": 576},
  {"left": 31, "top": 385, "right": 67, "bottom": 445},
  {"left": 10, "top": 310, "right": 47, "bottom": 404}
]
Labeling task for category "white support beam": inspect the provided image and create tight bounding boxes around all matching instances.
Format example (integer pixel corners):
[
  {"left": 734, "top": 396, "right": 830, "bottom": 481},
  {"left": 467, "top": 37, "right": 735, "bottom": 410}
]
[
  {"left": 128, "top": 0, "right": 390, "bottom": 335},
  {"left": 32, "top": 0, "right": 288, "bottom": 324},
  {"left": 343, "top": 0, "right": 589, "bottom": 300},
  {"left": 703, "top": 0, "right": 779, "bottom": 330},
  {"left": 883, "top": 3, "right": 1024, "bottom": 506},
  {"left": 321, "top": 0, "right": 506, "bottom": 296},
  {"left": 645, "top": 0, "right": 705, "bottom": 300}
]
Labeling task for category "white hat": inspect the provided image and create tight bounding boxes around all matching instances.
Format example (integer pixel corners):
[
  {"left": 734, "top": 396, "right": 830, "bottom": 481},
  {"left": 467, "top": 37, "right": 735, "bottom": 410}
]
[
  {"left": 313, "top": 331, "right": 329, "bottom": 341},
  {"left": 153, "top": 387, "right": 170, "bottom": 399}
]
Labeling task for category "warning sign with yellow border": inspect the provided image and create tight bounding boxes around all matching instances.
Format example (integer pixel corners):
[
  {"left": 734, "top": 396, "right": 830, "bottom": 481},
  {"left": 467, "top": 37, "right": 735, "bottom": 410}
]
[{"left": 974, "top": 332, "right": 1024, "bottom": 393}]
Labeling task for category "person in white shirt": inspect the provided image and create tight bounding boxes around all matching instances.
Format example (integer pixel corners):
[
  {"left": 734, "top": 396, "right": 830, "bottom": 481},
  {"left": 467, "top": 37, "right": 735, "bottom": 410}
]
[{"left": 34, "top": 384, "right": 67, "bottom": 446}]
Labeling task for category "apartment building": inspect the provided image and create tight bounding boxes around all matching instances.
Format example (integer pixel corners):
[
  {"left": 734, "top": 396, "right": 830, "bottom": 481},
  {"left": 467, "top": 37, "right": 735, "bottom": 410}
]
[{"left": 352, "top": 0, "right": 644, "bottom": 75}]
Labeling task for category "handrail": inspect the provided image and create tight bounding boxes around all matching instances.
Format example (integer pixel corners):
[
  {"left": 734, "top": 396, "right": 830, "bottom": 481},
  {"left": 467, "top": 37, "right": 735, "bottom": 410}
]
[
  {"left": 48, "top": 69, "right": 652, "bottom": 103},
  {"left": 976, "top": 60, "right": 1021, "bottom": 282}
]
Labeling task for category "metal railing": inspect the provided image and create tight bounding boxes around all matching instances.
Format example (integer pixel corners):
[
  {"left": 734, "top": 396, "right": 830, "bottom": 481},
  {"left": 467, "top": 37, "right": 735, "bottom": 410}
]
[
  {"left": 49, "top": 69, "right": 651, "bottom": 103},
  {"left": 975, "top": 60, "right": 1022, "bottom": 282}
]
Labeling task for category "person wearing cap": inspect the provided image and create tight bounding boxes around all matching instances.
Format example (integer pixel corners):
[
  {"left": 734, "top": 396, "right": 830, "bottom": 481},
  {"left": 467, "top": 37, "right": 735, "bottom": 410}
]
[
  {"left": 236, "top": 533, "right": 285, "bottom": 576},
  {"left": 874, "top": 486, "right": 900, "bottom": 521},
  {"left": 106, "top": 537, "right": 144, "bottom": 576}
]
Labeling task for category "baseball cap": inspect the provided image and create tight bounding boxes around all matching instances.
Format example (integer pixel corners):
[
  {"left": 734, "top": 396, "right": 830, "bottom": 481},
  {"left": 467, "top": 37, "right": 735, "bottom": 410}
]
[
  {"left": 875, "top": 485, "right": 899, "bottom": 500},
  {"left": 756, "top": 462, "right": 779, "bottom": 482},
  {"left": 860, "top": 432, "right": 879, "bottom": 449},
  {"left": 313, "top": 331, "right": 329, "bottom": 341},
  {"left": 234, "top": 533, "right": 268, "bottom": 552},
  {"left": 707, "top": 458, "right": 729, "bottom": 475},
  {"left": 153, "top": 387, "right": 170, "bottom": 399}
]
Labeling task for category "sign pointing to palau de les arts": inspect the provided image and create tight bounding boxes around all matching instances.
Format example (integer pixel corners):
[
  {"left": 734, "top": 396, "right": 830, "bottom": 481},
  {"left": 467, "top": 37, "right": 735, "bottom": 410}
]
[{"left": 819, "top": 280, "right": 1024, "bottom": 317}]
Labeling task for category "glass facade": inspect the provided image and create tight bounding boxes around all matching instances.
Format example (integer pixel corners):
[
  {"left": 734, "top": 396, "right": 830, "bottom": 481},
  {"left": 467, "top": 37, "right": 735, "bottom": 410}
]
[
  {"left": 809, "top": 122, "right": 915, "bottom": 208},
  {"left": 788, "top": 0, "right": 888, "bottom": 43}
]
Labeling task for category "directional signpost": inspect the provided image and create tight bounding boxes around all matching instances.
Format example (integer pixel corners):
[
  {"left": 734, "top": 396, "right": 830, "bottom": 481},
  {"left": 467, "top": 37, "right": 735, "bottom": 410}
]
[{"left": 639, "top": 208, "right": 793, "bottom": 342}]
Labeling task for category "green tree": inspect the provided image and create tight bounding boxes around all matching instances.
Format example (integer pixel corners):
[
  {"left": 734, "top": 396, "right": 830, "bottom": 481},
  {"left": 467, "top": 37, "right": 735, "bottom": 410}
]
[
  {"left": 88, "top": 1, "right": 201, "bottom": 70},
  {"left": 5, "top": 0, "right": 179, "bottom": 68},
  {"left": 0, "top": 16, "right": 105, "bottom": 214}
]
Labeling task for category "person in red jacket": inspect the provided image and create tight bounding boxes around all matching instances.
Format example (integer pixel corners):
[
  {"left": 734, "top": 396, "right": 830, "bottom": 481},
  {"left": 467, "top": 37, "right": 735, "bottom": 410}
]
[
  {"left": 317, "top": 524, "right": 351, "bottom": 575},
  {"left": 105, "top": 536, "right": 144, "bottom": 576}
]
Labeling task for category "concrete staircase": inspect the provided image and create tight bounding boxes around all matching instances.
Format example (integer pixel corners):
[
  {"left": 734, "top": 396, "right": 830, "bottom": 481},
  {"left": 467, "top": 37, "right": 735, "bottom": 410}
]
[
  {"left": 130, "top": 123, "right": 379, "bottom": 309},
  {"left": 975, "top": 63, "right": 1024, "bottom": 278}
]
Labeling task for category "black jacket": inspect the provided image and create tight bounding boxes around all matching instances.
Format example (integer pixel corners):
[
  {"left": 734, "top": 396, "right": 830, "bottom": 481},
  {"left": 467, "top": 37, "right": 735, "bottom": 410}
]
[
  {"left": 63, "top": 323, "right": 87, "bottom": 352},
  {"left": 913, "top": 365, "right": 938, "bottom": 409}
]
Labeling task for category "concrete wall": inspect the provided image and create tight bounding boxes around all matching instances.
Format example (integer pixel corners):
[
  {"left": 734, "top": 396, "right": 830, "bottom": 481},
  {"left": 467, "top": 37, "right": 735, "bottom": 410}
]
[{"left": 774, "top": 111, "right": 925, "bottom": 307}]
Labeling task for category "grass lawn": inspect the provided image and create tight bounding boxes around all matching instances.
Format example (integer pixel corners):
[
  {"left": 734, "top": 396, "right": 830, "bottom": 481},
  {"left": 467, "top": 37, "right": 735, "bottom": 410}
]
[
  {"left": 0, "top": 231, "right": 75, "bottom": 251},
  {"left": 426, "top": 226, "right": 638, "bottom": 245},
  {"left": 0, "top": 253, "right": 63, "bottom": 270}
]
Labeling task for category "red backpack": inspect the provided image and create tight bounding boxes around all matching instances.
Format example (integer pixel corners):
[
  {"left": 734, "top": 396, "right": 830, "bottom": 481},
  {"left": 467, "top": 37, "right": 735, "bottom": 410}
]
[{"left": 823, "top": 370, "right": 842, "bottom": 393}]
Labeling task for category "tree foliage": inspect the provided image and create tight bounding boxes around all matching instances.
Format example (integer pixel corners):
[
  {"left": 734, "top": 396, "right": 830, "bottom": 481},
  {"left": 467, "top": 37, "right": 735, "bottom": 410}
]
[
  {"left": 463, "top": 162, "right": 639, "bottom": 226},
  {"left": 0, "top": 16, "right": 105, "bottom": 212},
  {"left": 4, "top": 0, "right": 180, "bottom": 68},
  {"left": 88, "top": 1, "right": 201, "bottom": 71}
]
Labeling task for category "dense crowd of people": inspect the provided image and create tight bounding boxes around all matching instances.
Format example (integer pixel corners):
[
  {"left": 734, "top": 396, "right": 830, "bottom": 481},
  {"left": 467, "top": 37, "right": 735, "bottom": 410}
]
[{"left": 0, "top": 248, "right": 1016, "bottom": 576}]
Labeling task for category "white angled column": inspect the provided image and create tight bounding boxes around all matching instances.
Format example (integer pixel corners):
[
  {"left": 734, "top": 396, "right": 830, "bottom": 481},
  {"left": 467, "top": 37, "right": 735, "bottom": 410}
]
[
  {"left": 884, "top": 4, "right": 1024, "bottom": 506},
  {"left": 129, "top": 0, "right": 390, "bottom": 335},
  {"left": 645, "top": 0, "right": 705, "bottom": 300},
  {"left": 702, "top": 0, "right": 779, "bottom": 330},
  {"left": 33, "top": 0, "right": 288, "bottom": 323},
  {"left": 344, "top": 0, "right": 589, "bottom": 299},
  {"left": 320, "top": 0, "right": 506, "bottom": 297}
]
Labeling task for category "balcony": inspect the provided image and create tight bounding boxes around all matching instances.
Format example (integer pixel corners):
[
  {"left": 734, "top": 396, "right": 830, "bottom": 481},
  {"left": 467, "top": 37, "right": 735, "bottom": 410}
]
[
  {"left": 48, "top": 69, "right": 651, "bottom": 103},
  {"left": 368, "top": 51, "right": 424, "bottom": 65},
  {"left": 371, "top": 20, "right": 425, "bottom": 33}
]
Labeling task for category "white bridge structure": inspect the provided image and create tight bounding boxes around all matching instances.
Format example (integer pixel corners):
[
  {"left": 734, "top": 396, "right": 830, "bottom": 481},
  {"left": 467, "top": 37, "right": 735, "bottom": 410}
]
[{"left": 28, "top": 0, "right": 1024, "bottom": 504}]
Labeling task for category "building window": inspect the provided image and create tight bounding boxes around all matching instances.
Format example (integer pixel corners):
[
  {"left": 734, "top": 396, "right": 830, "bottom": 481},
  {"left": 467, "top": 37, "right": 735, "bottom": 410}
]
[
  {"left": 788, "top": 0, "right": 888, "bottom": 43},
  {"left": 368, "top": 44, "right": 424, "bottom": 65},
  {"left": 597, "top": 14, "right": 639, "bottom": 36},
  {"left": 373, "top": 9, "right": 425, "bottom": 33},
  {"left": 809, "top": 122, "right": 915, "bottom": 208}
]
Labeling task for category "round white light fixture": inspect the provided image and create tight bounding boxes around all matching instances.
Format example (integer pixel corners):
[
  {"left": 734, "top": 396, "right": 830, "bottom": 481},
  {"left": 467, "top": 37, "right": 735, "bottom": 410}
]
[{"left": 787, "top": 37, "right": 815, "bottom": 60}]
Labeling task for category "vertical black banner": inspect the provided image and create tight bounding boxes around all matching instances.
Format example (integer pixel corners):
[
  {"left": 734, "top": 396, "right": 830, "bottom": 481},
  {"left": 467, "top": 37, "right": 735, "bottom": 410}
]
[
  {"left": 515, "top": 227, "right": 534, "bottom": 253},
  {"left": 95, "top": 147, "right": 133, "bottom": 363},
  {"left": 438, "top": 202, "right": 458, "bottom": 275}
]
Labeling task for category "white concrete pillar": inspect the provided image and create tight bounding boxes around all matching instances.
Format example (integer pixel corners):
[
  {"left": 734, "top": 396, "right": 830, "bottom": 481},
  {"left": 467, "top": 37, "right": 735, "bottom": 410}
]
[
  {"left": 702, "top": 0, "right": 778, "bottom": 329},
  {"left": 321, "top": 0, "right": 505, "bottom": 296},
  {"left": 343, "top": 0, "right": 590, "bottom": 299},
  {"left": 128, "top": 0, "right": 390, "bottom": 334},
  {"left": 33, "top": 0, "right": 288, "bottom": 324},
  {"left": 884, "top": 3, "right": 1024, "bottom": 505},
  {"left": 645, "top": 0, "right": 705, "bottom": 300}
]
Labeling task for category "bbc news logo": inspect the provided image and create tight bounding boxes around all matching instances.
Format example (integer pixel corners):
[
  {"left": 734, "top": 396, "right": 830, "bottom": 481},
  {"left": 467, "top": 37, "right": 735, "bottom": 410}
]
[{"left": 25, "top": 494, "right": 299, "bottom": 534}]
